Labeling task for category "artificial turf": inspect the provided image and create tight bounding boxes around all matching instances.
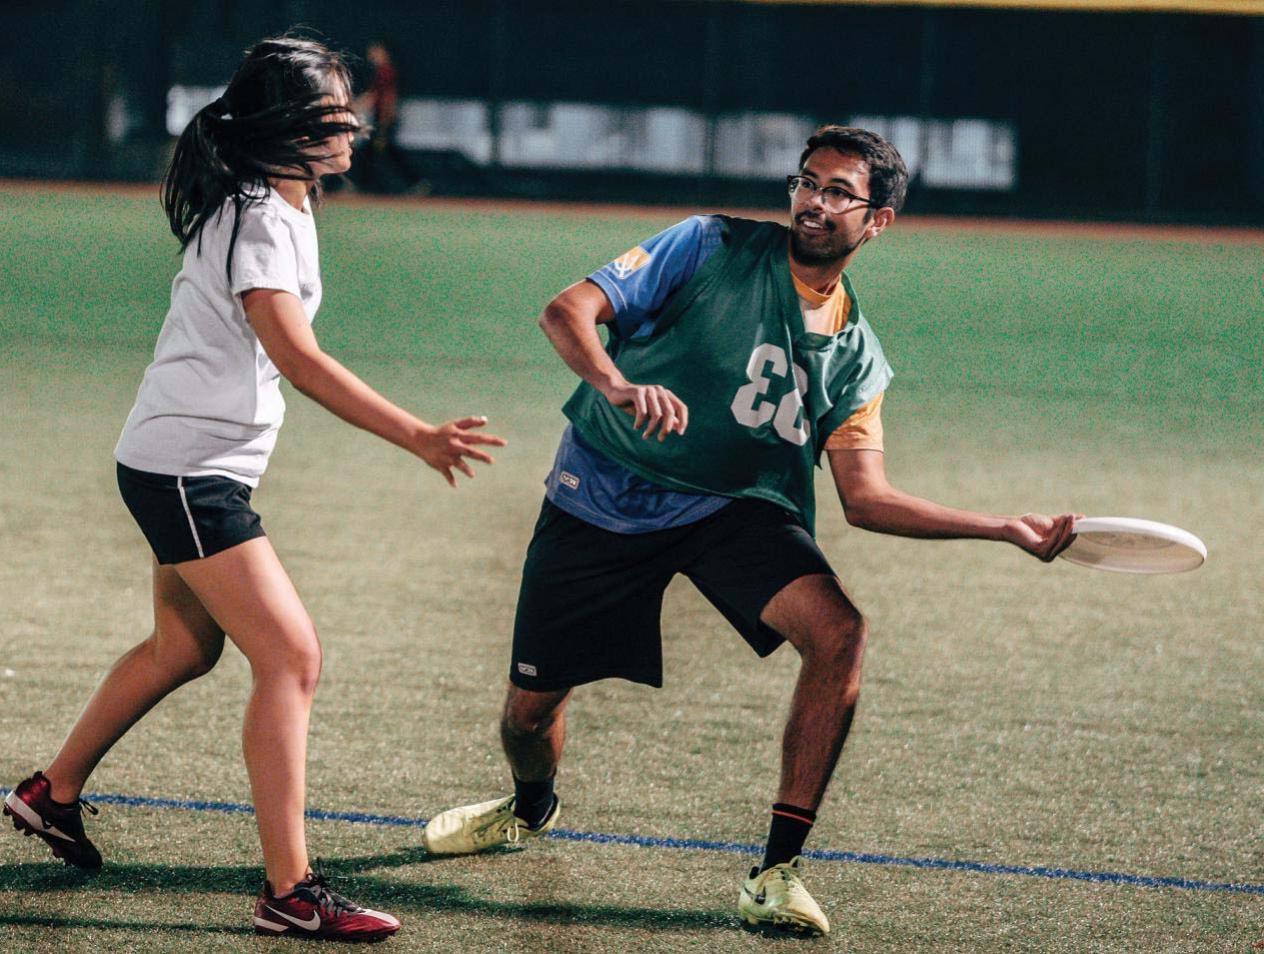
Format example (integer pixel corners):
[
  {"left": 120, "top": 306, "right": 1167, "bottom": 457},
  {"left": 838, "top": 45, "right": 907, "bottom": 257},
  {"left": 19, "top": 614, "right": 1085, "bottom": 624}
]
[{"left": 1, "top": 187, "right": 1260, "bottom": 952}]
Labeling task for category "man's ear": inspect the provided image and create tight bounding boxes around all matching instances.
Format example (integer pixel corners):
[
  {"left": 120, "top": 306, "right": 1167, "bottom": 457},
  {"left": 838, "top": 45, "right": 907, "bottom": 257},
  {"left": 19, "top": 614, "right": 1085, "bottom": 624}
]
[{"left": 865, "top": 207, "right": 895, "bottom": 241}]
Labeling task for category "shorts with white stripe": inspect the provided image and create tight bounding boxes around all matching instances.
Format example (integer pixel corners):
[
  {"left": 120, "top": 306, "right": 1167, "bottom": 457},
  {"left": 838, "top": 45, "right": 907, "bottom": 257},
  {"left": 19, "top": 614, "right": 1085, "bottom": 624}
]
[{"left": 116, "top": 462, "right": 265, "bottom": 565}]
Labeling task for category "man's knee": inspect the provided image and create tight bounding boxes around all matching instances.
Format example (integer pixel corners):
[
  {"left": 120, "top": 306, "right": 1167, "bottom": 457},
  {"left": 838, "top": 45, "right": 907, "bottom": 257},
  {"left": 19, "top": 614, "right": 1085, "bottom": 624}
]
[
  {"left": 501, "top": 687, "right": 568, "bottom": 738},
  {"left": 800, "top": 606, "right": 868, "bottom": 676}
]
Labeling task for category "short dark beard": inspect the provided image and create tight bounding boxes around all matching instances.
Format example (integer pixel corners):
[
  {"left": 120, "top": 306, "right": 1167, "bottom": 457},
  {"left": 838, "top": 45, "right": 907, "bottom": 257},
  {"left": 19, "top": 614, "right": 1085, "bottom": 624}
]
[{"left": 789, "top": 227, "right": 864, "bottom": 266}]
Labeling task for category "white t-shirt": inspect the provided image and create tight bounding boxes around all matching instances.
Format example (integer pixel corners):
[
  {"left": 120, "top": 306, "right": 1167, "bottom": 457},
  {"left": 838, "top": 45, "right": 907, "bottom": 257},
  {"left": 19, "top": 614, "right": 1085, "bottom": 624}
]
[{"left": 115, "top": 187, "right": 321, "bottom": 487}]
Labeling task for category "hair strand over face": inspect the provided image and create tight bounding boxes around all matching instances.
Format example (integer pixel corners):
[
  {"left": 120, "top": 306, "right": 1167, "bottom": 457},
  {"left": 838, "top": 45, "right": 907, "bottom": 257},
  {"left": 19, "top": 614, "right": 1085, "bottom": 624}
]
[{"left": 161, "top": 34, "right": 356, "bottom": 281}]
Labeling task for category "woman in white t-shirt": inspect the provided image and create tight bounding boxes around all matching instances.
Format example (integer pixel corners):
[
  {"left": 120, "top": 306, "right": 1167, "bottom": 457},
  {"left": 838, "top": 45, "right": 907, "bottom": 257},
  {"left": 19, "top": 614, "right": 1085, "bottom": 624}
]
[{"left": 3, "top": 36, "right": 500, "bottom": 942}]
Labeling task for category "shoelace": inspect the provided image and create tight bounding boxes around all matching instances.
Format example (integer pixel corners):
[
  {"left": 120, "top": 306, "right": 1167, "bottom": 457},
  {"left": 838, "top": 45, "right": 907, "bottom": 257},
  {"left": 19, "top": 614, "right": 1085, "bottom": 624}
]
[
  {"left": 44, "top": 796, "right": 97, "bottom": 830},
  {"left": 473, "top": 801, "right": 521, "bottom": 845},
  {"left": 752, "top": 864, "right": 802, "bottom": 901},
  {"left": 505, "top": 819, "right": 522, "bottom": 845},
  {"left": 299, "top": 860, "right": 361, "bottom": 916}
]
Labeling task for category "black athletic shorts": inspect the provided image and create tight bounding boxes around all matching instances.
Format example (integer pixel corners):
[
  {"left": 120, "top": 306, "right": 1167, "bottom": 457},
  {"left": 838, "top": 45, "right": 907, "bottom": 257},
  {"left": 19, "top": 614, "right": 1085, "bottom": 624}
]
[
  {"left": 510, "top": 497, "right": 836, "bottom": 691},
  {"left": 116, "top": 462, "right": 266, "bottom": 565}
]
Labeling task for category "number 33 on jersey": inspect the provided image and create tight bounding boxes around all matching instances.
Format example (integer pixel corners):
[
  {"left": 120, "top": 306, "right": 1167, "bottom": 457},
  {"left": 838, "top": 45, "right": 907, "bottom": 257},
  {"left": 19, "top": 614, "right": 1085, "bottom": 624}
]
[{"left": 731, "top": 343, "right": 811, "bottom": 446}]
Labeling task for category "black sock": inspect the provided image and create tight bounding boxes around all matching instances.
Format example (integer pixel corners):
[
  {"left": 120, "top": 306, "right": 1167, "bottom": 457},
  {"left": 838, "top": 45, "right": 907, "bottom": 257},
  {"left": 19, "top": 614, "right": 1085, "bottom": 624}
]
[
  {"left": 512, "top": 775, "right": 556, "bottom": 829},
  {"left": 760, "top": 803, "right": 816, "bottom": 871}
]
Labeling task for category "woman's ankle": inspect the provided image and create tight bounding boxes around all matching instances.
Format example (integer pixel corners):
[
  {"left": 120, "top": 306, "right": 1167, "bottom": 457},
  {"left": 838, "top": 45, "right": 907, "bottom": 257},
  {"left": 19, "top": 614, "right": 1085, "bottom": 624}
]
[{"left": 42, "top": 766, "right": 85, "bottom": 805}]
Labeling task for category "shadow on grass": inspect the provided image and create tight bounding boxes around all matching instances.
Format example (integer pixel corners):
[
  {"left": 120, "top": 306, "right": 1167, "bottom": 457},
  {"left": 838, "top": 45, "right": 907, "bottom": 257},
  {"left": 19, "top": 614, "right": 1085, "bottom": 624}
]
[
  {"left": 0, "top": 846, "right": 739, "bottom": 934},
  {"left": 0, "top": 913, "right": 254, "bottom": 936}
]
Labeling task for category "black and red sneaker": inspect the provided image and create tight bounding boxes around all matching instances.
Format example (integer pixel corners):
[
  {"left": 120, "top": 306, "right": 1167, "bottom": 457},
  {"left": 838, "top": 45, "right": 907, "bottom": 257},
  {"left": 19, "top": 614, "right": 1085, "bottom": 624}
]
[
  {"left": 253, "top": 866, "right": 401, "bottom": 942},
  {"left": 3, "top": 771, "right": 102, "bottom": 869}
]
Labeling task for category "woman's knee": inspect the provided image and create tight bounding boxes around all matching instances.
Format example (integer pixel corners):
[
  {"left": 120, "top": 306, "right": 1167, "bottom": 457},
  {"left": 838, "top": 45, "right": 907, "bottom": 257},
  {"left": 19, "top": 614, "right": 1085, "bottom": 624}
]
[
  {"left": 148, "top": 626, "right": 225, "bottom": 682},
  {"left": 253, "top": 624, "right": 323, "bottom": 696}
]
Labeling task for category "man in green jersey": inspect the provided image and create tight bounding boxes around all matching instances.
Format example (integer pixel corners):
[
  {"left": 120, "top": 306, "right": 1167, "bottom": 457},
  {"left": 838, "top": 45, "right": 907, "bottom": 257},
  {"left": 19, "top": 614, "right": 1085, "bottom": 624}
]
[{"left": 422, "top": 127, "right": 1078, "bottom": 936}]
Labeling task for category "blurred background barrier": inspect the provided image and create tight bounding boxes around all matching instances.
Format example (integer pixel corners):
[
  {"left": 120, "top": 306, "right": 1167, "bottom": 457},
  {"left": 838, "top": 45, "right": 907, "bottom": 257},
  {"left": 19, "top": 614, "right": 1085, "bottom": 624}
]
[{"left": 3, "top": 0, "right": 1263, "bottom": 223}]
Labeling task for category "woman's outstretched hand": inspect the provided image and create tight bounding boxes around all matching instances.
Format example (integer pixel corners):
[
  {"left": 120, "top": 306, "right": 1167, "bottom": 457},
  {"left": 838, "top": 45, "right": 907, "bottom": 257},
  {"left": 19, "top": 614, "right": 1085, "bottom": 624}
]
[{"left": 413, "top": 416, "right": 507, "bottom": 487}]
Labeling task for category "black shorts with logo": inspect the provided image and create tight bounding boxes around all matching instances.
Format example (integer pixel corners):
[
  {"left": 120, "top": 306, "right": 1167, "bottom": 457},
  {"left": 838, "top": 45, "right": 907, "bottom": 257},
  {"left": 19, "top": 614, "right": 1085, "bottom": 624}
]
[
  {"left": 116, "top": 462, "right": 266, "bottom": 565},
  {"left": 510, "top": 497, "right": 836, "bottom": 691}
]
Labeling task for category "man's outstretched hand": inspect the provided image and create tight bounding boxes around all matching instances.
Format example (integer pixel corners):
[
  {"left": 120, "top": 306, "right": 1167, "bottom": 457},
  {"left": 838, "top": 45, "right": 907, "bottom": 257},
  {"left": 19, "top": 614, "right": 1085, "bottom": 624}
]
[{"left": 1005, "top": 512, "right": 1081, "bottom": 562}]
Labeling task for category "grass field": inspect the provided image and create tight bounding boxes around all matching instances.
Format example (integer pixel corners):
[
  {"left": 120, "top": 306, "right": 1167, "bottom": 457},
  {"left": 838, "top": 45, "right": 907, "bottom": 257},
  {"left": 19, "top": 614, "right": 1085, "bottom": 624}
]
[{"left": 1, "top": 186, "right": 1261, "bottom": 952}]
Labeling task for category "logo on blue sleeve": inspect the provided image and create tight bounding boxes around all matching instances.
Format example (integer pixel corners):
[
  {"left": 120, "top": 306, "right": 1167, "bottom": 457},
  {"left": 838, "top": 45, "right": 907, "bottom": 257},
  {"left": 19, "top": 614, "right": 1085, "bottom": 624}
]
[{"left": 610, "top": 247, "right": 651, "bottom": 279}]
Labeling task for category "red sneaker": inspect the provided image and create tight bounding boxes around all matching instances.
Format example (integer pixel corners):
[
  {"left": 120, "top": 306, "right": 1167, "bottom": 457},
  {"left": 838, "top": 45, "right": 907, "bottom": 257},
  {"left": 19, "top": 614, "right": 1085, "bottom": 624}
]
[
  {"left": 253, "top": 866, "right": 401, "bottom": 942},
  {"left": 3, "top": 771, "right": 102, "bottom": 869}
]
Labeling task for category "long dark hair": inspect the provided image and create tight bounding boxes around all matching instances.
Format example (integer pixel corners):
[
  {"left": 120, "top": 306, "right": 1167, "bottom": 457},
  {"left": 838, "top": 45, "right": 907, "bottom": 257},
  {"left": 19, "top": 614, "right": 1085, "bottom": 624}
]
[{"left": 161, "top": 35, "right": 357, "bottom": 280}]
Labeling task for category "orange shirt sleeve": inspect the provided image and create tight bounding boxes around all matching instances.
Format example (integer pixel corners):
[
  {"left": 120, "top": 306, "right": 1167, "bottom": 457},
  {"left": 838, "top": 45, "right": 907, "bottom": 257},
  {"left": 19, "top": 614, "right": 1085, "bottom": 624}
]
[{"left": 824, "top": 392, "right": 885, "bottom": 452}]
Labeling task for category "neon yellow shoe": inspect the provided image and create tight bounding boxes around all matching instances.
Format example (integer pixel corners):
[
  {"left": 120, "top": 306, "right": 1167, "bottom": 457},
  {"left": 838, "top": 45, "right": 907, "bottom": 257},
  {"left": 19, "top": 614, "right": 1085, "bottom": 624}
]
[
  {"left": 738, "top": 856, "right": 830, "bottom": 936},
  {"left": 421, "top": 795, "right": 560, "bottom": 856}
]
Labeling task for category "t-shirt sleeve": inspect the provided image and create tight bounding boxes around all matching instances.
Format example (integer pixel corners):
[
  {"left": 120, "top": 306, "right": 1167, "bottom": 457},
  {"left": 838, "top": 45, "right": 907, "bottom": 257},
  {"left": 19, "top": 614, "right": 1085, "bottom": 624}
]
[
  {"left": 587, "top": 215, "right": 724, "bottom": 339},
  {"left": 229, "top": 207, "right": 302, "bottom": 299},
  {"left": 824, "top": 392, "right": 885, "bottom": 452}
]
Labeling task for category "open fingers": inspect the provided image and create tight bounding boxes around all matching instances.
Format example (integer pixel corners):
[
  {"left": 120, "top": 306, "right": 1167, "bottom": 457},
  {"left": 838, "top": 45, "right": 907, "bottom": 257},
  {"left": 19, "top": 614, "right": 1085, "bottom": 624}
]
[
  {"left": 641, "top": 388, "right": 664, "bottom": 439},
  {"left": 459, "top": 431, "right": 507, "bottom": 446},
  {"left": 631, "top": 390, "right": 648, "bottom": 430},
  {"left": 450, "top": 417, "right": 507, "bottom": 447},
  {"left": 458, "top": 444, "right": 495, "bottom": 465},
  {"left": 653, "top": 388, "right": 689, "bottom": 440},
  {"left": 657, "top": 393, "right": 678, "bottom": 442}
]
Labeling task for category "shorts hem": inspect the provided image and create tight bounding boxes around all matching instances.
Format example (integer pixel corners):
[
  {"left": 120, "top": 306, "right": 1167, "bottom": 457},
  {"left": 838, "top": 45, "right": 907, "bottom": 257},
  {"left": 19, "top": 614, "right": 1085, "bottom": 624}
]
[
  {"left": 158, "top": 526, "right": 267, "bottom": 566},
  {"left": 509, "top": 669, "right": 663, "bottom": 692}
]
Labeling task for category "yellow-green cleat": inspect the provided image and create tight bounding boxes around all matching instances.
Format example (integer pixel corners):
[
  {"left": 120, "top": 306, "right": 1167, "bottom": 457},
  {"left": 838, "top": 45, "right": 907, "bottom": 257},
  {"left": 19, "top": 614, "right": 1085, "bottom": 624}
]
[
  {"left": 738, "top": 856, "right": 830, "bottom": 936},
  {"left": 421, "top": 794, "right": 560, "bottom": 856}
]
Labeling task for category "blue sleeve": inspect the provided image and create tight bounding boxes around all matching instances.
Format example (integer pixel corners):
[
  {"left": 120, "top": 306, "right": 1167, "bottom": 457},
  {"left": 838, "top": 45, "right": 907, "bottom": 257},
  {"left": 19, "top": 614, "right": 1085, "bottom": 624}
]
[{"left": 587, "top": 215, "right": 724, "bottom": 340}]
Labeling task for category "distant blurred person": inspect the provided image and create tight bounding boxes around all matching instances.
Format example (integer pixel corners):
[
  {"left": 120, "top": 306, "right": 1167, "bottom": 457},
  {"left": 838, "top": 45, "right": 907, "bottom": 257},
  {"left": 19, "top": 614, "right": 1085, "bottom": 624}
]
[
  {"left": 3, "top": 34, "right": 503, "bottom": 942},
  {"left": 353, "top": 41, "right": 414, "bottom": 193}
]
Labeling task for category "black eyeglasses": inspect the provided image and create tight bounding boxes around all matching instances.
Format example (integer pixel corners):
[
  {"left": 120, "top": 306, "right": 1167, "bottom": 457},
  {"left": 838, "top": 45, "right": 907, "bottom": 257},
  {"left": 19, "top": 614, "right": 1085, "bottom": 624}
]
[{"left": 786, "top": 175, "right": 873, "bottom": 213}]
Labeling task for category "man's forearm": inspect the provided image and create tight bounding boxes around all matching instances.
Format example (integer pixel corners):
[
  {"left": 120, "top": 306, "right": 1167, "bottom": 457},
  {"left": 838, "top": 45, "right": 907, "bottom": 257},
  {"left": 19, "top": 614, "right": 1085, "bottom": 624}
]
[
  {"left": 538, "top": 302, "right": 625, "bottom": 397},
  {"left": 842, "top": 486, "right": 1013, "bottom": 541}
]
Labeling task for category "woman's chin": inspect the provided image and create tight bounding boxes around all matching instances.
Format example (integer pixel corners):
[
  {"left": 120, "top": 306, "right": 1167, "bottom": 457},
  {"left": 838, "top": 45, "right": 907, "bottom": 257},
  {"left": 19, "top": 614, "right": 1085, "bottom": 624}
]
[{"left": 315, "top": 156, "right": 353, "bottom": 177}]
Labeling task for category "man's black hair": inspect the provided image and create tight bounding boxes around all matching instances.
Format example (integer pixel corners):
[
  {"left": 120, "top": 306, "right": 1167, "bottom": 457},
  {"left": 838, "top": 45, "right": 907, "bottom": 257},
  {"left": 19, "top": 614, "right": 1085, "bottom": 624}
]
[{"left": 799, "top": 125, "right": 909, "bottom": 213}]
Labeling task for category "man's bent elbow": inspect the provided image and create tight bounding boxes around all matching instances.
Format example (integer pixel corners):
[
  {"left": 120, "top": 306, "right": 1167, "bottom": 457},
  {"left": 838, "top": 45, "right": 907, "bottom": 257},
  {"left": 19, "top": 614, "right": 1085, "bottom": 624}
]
[
  {"left": 842, "top": 502, "right": 875, "bottom": 529},
  {"left": 538, "top": 300, "right": 568, "bottom": 337}
]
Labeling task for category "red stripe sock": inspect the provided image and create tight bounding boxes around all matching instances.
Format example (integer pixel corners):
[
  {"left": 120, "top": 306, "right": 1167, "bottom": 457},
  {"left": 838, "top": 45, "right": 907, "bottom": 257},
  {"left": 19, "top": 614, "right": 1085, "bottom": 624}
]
[{"left": 760, "top": 802, "right": 816, "bottom": 871}]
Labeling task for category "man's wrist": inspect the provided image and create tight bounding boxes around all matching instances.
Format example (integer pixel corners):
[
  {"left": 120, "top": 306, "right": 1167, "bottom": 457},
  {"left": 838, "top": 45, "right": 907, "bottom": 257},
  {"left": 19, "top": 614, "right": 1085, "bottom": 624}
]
[
  {"left": 994, "top": 517, "right": 1021, "bottom": 545},
  {"left": 594, "top": 373, "right": 627, "bottom": 400}
]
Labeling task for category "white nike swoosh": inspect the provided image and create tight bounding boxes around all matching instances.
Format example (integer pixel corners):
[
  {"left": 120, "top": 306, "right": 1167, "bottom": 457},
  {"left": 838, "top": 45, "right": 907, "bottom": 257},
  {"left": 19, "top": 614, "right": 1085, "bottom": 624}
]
[
  {"left": 42, "top": 824, "right": 76, "bottom": 842},
  {"left": 265, "top": 905, "right": 321, "bottom": 930},
  {"left": 4, "top": 794, "right": 75, "bottom": 842}
]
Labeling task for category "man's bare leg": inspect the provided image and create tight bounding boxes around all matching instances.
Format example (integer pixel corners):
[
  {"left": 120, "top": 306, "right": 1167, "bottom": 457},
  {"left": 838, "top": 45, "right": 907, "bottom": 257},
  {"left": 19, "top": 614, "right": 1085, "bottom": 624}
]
[
  {"left": 757, "top": 573, "right": 868, "bottom": 867},
  {"left": 420, "top": 685, "right": 571, "bottom": 853},
  {"left": 501, "top": 685, "right": 571, "bottom": 826}
]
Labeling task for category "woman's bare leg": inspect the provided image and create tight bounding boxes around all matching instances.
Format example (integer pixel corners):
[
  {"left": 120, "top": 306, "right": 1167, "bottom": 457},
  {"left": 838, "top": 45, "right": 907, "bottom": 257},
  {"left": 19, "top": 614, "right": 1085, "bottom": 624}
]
[
  {"left": 44, "top": 559, "right": 226, "bottom": 803},
  {"left": 171, "top": 537, "right": 322, "bottom": 895}
]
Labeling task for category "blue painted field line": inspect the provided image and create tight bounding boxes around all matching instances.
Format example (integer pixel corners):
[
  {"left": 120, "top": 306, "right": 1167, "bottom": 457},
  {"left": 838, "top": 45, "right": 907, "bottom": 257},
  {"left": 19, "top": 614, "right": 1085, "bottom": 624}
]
[{"left": 4, "top": 787, "right": 1262, "bottom": 897}]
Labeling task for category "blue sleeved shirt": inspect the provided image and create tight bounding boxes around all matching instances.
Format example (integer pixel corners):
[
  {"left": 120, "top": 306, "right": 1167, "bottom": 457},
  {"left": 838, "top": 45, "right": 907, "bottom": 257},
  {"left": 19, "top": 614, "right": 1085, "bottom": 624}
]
[{"left": 544, "top": 216, "right": 734, "bottom": 533}]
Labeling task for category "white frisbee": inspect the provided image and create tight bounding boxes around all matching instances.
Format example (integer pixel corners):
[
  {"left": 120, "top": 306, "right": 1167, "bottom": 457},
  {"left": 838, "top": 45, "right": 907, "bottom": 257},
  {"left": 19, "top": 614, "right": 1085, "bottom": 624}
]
[{"left": 1059, "top": 517, "right": 1207, "bottom": 575}]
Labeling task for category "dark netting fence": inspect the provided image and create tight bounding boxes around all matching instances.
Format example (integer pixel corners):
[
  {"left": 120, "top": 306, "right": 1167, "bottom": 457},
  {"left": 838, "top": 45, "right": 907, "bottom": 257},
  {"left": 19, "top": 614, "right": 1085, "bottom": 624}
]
[{"left": 3, "top": 0, "right": 1262, "bottom": 223}]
